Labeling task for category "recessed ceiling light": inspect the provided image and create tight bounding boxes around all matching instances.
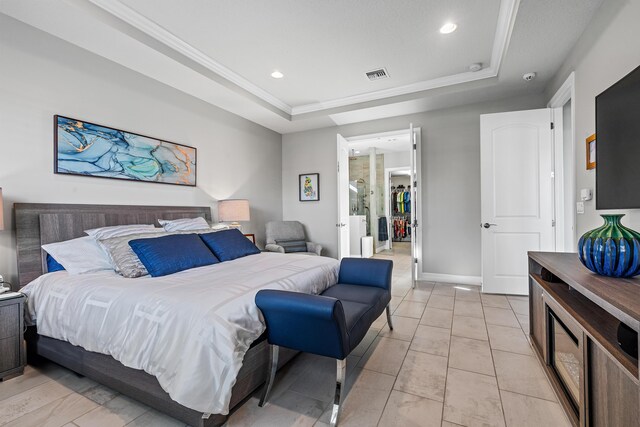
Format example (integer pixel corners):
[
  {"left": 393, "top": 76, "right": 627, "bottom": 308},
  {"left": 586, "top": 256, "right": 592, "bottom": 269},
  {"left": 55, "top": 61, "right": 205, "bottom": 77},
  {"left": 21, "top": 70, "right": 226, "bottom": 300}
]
[
  {"left": 271, "top": 70, "right": 284, "bottom": 79},
  {"left": 439, "top": 22, "right": 457, "bottom": 34},
  {"left": 355, "top": 150, "right": 361, "bottom": 154}
]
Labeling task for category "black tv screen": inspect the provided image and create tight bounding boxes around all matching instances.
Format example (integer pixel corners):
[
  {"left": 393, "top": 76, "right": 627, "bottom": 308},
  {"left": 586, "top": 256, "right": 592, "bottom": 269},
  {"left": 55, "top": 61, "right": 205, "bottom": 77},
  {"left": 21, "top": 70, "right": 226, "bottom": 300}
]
[{"left": 596, "top": 65, "right": 640, "bottom": 209}]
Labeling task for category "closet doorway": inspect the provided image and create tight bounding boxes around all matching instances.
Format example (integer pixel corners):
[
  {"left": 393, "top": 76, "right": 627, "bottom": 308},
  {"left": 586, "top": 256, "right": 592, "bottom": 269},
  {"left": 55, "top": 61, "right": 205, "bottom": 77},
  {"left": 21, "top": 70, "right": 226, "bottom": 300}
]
[
  {"left": 387, "top": 169, "right": 412, "bottom": 251},
  {"left": 336, "top": 127, "right": 422, "bottom": 287}
]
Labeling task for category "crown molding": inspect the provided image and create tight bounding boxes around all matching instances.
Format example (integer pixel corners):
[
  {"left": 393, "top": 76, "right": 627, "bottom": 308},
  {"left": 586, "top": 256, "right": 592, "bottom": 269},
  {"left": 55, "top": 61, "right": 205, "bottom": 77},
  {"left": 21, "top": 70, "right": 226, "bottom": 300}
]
[
  {"left": 87, "top": 0, "right": 293, "bottom": 115},
  {"left": 490, "top": 0, "right": 520, "bottom": 74},
  {"left": 86, "top": 0, "right": 519, "bottom": 118},
  {"left": 291, "top": 67, "right": 498, "bottom": 115},
  {"left": 292, "top": 0, "right": 519, "bottom": 115}
]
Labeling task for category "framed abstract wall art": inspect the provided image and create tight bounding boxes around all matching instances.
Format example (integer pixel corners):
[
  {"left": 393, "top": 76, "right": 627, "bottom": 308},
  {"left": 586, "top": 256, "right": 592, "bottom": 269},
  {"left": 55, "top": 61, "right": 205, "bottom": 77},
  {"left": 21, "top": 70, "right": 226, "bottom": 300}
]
[
  {"left": 54, "top": 115, "right": 197, "bottom": 186},
  {"left": 299, "top": 173, "right": 319, "bottom": 201}
]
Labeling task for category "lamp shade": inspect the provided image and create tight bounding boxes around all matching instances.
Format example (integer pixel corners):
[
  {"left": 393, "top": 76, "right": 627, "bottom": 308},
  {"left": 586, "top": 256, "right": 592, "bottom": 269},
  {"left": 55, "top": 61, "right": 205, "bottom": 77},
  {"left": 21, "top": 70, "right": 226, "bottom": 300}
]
[
  {"left": 218, "top": 199, "right": 250, "bottom": 222},
  {"left": 0, "top": 188, "right": 4, "bottom": 231}
]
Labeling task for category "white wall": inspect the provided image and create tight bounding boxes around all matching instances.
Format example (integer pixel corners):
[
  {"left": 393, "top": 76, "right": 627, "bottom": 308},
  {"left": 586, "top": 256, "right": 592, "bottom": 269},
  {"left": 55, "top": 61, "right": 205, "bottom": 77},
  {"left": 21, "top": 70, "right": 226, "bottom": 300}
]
[
  {"left": 283, "top": 94, "right": 545, "bottom": 278},
  {"left": 546, "top": 0, "right": 640, "bottom": 239},
  {"left": 0, "top": 16, "right": 283, "bottom": 285},
  {"left": 384, "top": 152, "right": 411, "bottom": 169}
]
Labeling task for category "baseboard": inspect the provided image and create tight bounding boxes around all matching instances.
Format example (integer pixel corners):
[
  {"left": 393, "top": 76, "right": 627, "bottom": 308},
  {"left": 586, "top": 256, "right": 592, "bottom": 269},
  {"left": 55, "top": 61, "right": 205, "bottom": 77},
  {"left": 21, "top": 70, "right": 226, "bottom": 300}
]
[{"left": 418, "top": 272, "right": 482, "bottom": 286}]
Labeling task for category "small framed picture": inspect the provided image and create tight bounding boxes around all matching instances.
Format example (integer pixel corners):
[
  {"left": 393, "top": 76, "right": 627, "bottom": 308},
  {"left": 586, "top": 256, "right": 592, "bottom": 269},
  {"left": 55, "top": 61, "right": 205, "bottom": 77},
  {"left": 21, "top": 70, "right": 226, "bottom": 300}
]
[
  {"left": 586, "top": 134, "right": 596, "bottom": 170},
  {"left": 299, "top": 173, "right": 320, "bottom": 202}
]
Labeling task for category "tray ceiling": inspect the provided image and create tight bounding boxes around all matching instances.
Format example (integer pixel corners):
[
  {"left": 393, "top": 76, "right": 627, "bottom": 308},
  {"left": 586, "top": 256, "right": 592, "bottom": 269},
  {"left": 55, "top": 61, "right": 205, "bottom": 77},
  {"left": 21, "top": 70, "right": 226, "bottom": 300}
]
[{"left": 0, "top": 0, "right": 603, "bottom": 133}]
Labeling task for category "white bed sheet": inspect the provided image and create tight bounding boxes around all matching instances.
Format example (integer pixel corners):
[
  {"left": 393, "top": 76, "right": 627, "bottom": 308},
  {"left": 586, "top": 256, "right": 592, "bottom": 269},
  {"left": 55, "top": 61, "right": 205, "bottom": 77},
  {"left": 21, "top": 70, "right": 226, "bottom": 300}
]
[{"left": 21, "top": 252, "right": 339, "bottom": 415}]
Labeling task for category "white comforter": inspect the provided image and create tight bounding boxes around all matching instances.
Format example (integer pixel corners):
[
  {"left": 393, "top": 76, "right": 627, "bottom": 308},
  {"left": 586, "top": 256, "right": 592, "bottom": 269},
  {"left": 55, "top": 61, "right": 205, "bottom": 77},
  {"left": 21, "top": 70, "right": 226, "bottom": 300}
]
[{"left": 21, "top": 253, "right": 339, "bottom": 415}]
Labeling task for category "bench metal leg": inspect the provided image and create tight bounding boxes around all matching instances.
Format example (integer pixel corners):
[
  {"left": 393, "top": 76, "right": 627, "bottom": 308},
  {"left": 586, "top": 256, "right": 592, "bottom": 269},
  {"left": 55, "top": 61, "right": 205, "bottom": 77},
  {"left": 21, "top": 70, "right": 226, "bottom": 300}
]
[
  {"left": 258, "top": 344, "right": 279, "bottom": 407},
  {"left": 330, "top": 358, "right": 347, "bottom": 427},
  {"left": 386, "top": 304, "right": 394, "bottom": 330}
]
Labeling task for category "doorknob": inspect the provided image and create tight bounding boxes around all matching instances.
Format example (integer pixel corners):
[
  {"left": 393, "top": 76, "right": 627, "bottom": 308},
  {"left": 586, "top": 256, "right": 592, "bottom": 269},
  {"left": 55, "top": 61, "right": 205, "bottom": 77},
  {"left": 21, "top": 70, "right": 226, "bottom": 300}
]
[{"left": 481, "top": 223, "right": 498, "bottom": 229}]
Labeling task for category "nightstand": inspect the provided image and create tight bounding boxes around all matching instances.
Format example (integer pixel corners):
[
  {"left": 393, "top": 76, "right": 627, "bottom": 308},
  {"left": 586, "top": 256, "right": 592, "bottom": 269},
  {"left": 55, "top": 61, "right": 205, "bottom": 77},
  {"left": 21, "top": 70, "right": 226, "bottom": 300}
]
[{"left": 0, "top": 292, "right": 26, "bottom": 381}]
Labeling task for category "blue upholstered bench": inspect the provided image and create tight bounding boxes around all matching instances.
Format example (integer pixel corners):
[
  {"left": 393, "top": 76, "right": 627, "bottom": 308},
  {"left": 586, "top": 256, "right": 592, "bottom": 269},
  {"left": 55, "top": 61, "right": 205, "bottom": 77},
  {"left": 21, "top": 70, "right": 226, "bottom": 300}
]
[{"left": 255, "top": 257, "right": 393, "bottom": 427}]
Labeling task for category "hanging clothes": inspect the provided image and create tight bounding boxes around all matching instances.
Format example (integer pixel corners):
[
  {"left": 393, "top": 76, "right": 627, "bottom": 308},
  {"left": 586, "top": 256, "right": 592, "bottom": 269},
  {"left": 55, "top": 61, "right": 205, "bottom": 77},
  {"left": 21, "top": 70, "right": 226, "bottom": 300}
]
[
  {"left": 392, "top": 217, "right": 410, "bottom": 241},
  {"left": 395, "top": 186, "right": 405, "bottom": 214},
  {"left": 404, "top": 189, "right": 411, "bottom": 213}
]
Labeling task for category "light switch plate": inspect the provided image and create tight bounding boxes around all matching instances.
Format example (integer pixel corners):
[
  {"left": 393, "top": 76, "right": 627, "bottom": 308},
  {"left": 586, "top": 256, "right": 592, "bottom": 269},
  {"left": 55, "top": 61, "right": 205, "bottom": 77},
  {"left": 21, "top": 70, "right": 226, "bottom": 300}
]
[{"left": 577, "top": 201, "right": 585, "bottom": 214}]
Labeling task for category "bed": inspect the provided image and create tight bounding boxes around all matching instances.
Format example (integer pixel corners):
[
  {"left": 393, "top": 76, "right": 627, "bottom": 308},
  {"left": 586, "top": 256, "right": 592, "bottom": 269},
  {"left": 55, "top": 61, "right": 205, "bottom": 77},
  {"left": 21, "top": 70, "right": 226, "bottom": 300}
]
[{"left": 15, "top": 203, "right": 339, "bottom": 427}]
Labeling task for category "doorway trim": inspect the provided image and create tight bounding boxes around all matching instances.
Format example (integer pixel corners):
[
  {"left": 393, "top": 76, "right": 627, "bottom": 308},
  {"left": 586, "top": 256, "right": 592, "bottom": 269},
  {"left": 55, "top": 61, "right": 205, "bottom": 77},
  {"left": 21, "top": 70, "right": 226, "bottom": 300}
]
[
  {"left": 547, "top": 72, "right": 576, "bottom": 251},
  {"left": 337, "top": 128, "right": 423, "bottom": 277}
]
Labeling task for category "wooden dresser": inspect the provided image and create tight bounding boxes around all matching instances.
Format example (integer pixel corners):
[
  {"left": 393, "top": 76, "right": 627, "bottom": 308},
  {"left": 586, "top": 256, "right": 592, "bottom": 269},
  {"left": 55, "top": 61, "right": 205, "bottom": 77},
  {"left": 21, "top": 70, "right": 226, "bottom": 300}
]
[
  {"left": 528, "top": 252, "right": 639, "bottom": 427},
  {"left": 0, "top": 293, "right": 26, "bottom": 381}
]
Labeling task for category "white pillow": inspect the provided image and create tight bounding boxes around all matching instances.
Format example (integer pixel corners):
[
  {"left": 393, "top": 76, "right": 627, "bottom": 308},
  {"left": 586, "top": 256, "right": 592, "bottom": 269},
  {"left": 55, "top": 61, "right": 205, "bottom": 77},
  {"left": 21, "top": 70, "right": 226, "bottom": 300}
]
[
  {"left": 210, "top": 223, "right": 230, "bottom": 231},
  {"left": 158, "top": 217, "right": 210, "bottom": 232},
  {"left": 42, "top": 236, "right": 113, "bottom": 275},
  {"left": 85, "top": 224, "right": 159, "bottom": 240}
]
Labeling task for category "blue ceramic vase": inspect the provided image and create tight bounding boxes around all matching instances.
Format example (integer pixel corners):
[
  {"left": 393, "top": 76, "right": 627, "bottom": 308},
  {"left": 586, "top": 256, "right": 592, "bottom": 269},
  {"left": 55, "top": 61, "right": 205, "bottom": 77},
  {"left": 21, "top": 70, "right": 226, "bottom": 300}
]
[{"left": 578, "top": 214, "right": 640, "bottom": 278}]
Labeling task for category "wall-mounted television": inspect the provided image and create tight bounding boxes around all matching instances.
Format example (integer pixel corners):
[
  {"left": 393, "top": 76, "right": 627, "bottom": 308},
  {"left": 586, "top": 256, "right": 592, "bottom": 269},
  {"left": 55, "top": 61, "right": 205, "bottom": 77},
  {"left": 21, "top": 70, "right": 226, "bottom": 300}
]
[{"left": 596, "top": 64, "right": 640, "bottom": 209}]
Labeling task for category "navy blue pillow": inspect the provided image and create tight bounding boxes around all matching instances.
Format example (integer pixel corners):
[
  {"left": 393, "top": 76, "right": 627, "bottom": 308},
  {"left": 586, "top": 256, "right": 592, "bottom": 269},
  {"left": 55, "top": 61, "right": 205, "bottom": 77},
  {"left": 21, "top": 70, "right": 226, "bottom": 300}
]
[
  {"left": 199, "top": 229, "right": 260, "bottom": 262},
  {"left": 128, "top": 234, "right": 219, "bottom": 277},
  {"left": 46, "top": 254, "right": 65, "bottom": 272}
]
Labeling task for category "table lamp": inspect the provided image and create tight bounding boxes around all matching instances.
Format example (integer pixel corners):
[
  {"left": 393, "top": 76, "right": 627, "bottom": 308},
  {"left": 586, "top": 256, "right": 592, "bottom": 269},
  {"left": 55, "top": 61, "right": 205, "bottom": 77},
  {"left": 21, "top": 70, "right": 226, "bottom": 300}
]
[{"left": 218, "top": 199, "right": 250, "bottom": 230}]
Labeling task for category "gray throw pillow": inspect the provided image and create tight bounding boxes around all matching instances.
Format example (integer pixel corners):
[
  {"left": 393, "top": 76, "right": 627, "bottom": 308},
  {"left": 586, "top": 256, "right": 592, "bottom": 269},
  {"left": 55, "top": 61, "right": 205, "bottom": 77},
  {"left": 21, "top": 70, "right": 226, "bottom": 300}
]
[
  {"left": 276, "top": 239, "right": 307, "bottom": 253},
  {"left": 98, "top": 232, "right": 170, "bottom": 278}
]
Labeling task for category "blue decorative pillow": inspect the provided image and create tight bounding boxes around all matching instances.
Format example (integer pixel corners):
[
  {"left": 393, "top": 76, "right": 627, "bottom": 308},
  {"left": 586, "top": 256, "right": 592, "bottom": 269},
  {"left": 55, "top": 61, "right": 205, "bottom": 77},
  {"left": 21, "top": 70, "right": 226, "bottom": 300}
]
[
  {"left": 128, "top": 234, "right": 219, "bottom": 277},
  {"left": 46, "top": 254, "right": 66, "bottom": 272},
  {"left": 199, "top": 229, "right": 260, "bottom": 262},
  {"left": 275, "top": 239, "right": 307, "bottom": 253}
]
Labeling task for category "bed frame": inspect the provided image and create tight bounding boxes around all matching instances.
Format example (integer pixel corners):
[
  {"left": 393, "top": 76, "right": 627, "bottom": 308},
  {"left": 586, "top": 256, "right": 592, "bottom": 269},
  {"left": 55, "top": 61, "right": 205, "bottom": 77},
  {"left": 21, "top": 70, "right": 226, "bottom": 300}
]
[{"left": 15, "top": 203, "right": 296, "bottom": 427}]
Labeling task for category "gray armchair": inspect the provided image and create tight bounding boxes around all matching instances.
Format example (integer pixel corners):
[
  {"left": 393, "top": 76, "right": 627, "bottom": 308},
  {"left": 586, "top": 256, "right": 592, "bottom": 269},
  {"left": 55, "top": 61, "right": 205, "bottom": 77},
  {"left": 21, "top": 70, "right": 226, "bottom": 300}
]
[{"left": 265, "top": 221, "right": 322, "bottom": 256}]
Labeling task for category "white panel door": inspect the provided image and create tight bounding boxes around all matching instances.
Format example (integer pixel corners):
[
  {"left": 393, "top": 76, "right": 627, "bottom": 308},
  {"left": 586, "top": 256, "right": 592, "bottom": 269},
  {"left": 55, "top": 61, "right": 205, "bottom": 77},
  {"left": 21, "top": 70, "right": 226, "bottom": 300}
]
[
  {"left": 481, "top": 109, "right": 555, "bottom": 295},
  {"left": 337, "top": 134, "right": 350, "bottom": 259}
]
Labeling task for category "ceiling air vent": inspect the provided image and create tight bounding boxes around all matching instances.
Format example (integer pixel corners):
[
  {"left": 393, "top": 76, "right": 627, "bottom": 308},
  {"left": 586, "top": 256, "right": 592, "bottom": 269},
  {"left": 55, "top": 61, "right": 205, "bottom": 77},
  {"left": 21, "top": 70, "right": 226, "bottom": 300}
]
[{"left": 366, "top": 68, "right": 389, "bottom": 81}]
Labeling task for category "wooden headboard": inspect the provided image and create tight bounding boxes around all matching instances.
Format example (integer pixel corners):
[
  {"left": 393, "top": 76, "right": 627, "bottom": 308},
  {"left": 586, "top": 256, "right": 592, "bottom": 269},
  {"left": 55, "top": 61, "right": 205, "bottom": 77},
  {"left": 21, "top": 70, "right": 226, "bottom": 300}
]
[{"left": 15, "top": 203, "right": 212, "bottom": 287}]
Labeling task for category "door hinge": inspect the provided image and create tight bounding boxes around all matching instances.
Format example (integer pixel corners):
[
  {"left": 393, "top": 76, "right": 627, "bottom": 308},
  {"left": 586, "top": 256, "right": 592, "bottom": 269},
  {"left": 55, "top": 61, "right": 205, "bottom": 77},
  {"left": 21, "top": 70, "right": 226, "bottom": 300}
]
[
  {"left": 550, "top": 122, "right": 555, "bottom": 130},
  {"left": 414, "top": 180, "right": 417, "bottom": 187},
  {"left": 413, "top": 143, "right": 417, "bottom": 149},
  {"left": 337, "top": 162, "right": 340, "bottom": 172},
  {"left": 552, "top": 220, "right": 556, "bottom": 227},
  {"left": 414, "top": 258, "right": 418, "bottom": 264}
]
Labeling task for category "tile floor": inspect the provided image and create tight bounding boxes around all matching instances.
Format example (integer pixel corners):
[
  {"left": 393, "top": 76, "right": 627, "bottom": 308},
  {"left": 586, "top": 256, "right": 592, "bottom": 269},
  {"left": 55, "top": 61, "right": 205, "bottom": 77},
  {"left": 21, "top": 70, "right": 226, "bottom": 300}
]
[{"left": 0, "top": 245, "right": 571, "bottom": 426}]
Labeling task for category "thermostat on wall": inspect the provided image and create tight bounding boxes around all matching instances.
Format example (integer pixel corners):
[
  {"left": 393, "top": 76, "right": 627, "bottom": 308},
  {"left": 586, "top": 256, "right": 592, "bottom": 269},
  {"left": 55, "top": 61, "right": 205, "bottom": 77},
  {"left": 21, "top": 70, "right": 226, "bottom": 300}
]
[{"left": 580, "top": 189, "right": 593, "bottom": 201}]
